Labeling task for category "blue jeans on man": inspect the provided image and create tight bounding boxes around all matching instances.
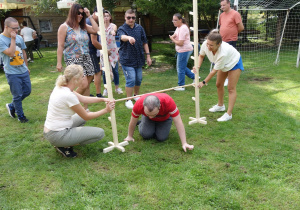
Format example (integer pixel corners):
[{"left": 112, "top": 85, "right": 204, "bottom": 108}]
[
  {"left": 176, "top": 50, "right": 195, "bottom": 86},
  {"left": 5, "top": 71, "right": 31, "bottom": 118}
]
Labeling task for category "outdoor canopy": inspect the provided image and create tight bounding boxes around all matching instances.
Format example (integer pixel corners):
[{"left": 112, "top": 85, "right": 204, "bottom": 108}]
[
  {"left": 57, "top": 0, "right": 77, "bottom": 9},
  {"left": 0, "top": 0, "right": 34, "bottom": 9}
]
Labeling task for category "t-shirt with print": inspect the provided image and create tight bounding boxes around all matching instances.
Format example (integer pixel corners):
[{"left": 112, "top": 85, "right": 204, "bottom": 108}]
[
  {"left": 44, "top": 86, "right": 80, "bottom": 131},
  {"left": 132, "top": 93, "right": 180, "bottom": 122},
  {"left": 174, "top": 24, "right": 193, "bottom": 53},
  {"left": 200, "top": 40, "right": 240, "bottom": 72},
  {"left": 0, "top": 34, "right": 28, "bottom": 74}
]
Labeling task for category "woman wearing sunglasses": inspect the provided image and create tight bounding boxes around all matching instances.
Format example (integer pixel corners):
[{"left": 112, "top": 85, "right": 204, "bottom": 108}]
[{"left": 57, "top": 4, "right": 99, "bottom": 109}]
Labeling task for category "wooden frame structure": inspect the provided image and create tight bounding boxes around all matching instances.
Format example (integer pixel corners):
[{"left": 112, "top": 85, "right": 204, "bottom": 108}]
[
  {"left": 96, "top": 0, "right": 206, "bottom": 153},
  {"left": 96, "top": 0, "right": 129, "bottom": 153}
]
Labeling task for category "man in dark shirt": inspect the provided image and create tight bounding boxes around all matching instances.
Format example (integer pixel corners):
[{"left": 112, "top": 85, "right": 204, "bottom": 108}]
[{"left": 117, "top": 9, "right": 152, "bottom": 109}]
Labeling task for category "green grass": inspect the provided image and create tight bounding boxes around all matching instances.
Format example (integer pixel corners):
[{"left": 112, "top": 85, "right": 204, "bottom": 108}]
[{"left": 0, "top": 43, "right": 299, "bottom": 209}]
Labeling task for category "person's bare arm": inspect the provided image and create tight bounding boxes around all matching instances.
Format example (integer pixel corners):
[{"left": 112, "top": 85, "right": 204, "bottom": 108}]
[
  {"left": 237, "top": 22, "right": 244, "bottom": 33},
  {"left": 124, "top": 116, "right": 139, "bottom": 142},
  {"left": 173, "top": 114, "right": 194, "bottom": 152},
  {"left": 57, "top": 24, "right": 67, "bottom": 72}
]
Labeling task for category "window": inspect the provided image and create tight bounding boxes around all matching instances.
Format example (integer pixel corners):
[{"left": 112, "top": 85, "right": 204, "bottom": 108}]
[{"left": 39, "top": 20, "right": 52, "bottom": 32}]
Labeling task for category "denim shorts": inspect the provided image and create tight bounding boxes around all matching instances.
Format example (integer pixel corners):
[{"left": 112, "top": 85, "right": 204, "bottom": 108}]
[
  {"left": 121, "top": 65, "right": 142, "bottom": 87},
  {"left": 231, "top": 56, "right": 244, "bottom": 71}
]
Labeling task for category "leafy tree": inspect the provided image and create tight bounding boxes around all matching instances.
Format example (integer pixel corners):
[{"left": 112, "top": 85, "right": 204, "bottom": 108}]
[{"left": 32, "top": 0, "right": 117, "bottom": 15}]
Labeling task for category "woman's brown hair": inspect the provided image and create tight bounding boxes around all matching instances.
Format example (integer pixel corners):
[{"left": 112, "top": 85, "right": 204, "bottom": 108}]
[{"left": 66, "top": 4, "right": 86, "bottom": 30}]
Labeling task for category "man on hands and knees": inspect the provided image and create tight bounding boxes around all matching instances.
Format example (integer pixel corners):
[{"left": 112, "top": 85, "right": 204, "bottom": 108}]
[{"left": 124, "top": 93, "right": 194, "bottom": 152}]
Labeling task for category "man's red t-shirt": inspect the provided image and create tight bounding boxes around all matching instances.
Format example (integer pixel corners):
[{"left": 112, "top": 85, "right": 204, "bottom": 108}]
[{"left": 132, "top": 93, "right": 179, "bottom": 122}]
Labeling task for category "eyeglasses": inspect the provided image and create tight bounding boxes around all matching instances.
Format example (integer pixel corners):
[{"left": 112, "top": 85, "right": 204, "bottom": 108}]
[
  {"left": 8, "top": 26, "right": 20, "bottom": 30},
  {"left": 77, "top": 11, "right": 85, "bottom": 16},
  {"left": 126, "top": 16, "right": 136, "bottom": 20}
]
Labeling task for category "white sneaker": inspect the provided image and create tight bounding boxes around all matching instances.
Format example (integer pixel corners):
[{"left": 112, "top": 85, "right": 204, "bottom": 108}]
[
  {"left": 217, "top": 113, "right": 232, "bottom": 122},
  {"left": 174, "top": 87, "right": 185, "bottom": 91},
  {"left": 125, "top": 100, "right": 134, "bottom": 109},
  {"left": 224, "top": 78, "right": 228, "bottom": 86},
  {"left": 103, "top": 89, "right": 108, "bottom": 96},
  {"left": 209, "top": 104, "right": 225, "bottom": 112},
  {"left": 133, "top": 96, "right": 140, "bottom": 101},
  {"left": 115, "top": 88, "right": 123, "bottom": 94}
]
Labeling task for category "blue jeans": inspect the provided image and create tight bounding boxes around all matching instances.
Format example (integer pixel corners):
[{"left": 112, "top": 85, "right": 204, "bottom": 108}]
[
  {"left": 5, "top": 71, "right": 31, "bottom": 117},
  {"left": 176, "top": 50, "right": 195, "bottom": 86},
  {"left": 103, "top": 62, "right": 120, "bottom": 86},
  {"left": 121, "top": 65, "right": 142, "bottom": 87},
  {"left": 138, "top": 115, "right": 173, "bottom": 142}
]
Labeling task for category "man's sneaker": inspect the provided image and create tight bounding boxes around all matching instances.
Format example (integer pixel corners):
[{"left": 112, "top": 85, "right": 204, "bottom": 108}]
[
  {"left": 18, "top": 115, "right": 29, "bottom": 123},
  {"left": 209, "top": 104, "right": 225, "bottom": 112},
  {"left": 224, "top": 78, "right": 228, "bottom": 86},
  {"left": 125, "top": 100, "right": 134, "bottom": 109},
  {"left": 115, "top": 88, "right": 123, "bottom": 94},
  {"left": 90, "top": 94, "right": 95, "bottom": 97},
  {"left": 55, "top": 147, "right": 77, "bottom": 158},
  {"left": 174, "top": 87, "right": 185, "bottom": 91},
  {"left": 217, "top": 113, "right": 232, "bottom": 122},
  {"left": 133, "top": 95, "right": 140, "bottom": 101},
  {"left": 6, "top": 103, "right": 16, "bottom": 118},
  {"left": 103, "top": 89, "right": 108, "bottom": 96},
  {"left": 68, "top": 147, "right": 77, "bottom": 157},
  {"left": 96, "top": 93, "right": 104, "bottom": 98}
]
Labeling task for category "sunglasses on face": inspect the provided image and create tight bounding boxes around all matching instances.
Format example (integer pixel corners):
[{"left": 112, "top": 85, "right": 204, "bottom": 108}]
[
  {"left": 78, "top": 11, "right": 85, "bottom": 16},
  {"left": 126, "top": 16, "right": 136, "bottom": 20}
]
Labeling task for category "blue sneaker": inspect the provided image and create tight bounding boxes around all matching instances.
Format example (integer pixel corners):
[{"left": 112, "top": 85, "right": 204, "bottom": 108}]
[
  {"left": 18, "top": 115, "right": 29, "bottom": 123},
  {"left": 6, "top": 103, "right": 16, "bottom": 118}
]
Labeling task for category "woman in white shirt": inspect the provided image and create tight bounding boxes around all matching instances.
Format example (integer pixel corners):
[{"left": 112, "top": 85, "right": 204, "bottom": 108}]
[
  {"left": 44, "top": 64, "right": 115, "bottom": 157},
  {"left": 194, "top": 29, "right": 244, "bottom": 122}
]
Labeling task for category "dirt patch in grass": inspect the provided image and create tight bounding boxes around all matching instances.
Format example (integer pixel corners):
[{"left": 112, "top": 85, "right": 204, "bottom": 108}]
[{"left": 145, "top": 63, "right": 173, "bottom": 73}]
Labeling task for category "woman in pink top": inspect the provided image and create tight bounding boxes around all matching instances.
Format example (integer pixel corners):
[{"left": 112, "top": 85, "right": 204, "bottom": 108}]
[{"left": 169, "top": 13, "right": 195, "bottom": 90}]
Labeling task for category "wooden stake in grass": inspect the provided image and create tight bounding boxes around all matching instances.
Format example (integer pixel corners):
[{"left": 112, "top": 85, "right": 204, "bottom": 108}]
[
  {"left": 96, "top": 0, "right": 129, "bottom": 153},
  {"left": 189, "top": 0, "right": 207, "bottom": 125}
]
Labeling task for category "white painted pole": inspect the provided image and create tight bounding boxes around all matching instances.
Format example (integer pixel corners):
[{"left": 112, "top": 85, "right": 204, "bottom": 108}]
[
  {"left": 96, "top": 0, "right": 129, "bottom": 153},
  {"left": 189, "top": 0, "right": 207, "bottom": 125},
  {"left": 275, "top": 9, "right": 290, "bottom": 65},
  {"left": 296, "top": 40, "right": 300, "bottom": 68}
]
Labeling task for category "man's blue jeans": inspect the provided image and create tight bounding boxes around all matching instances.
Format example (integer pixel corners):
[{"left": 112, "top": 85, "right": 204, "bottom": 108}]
[
  {"left": 5, "top": 71, "right": 31, "bottom": 117},
  {"left": 176, "top": 50, "right": 195, "bottom": 86}
]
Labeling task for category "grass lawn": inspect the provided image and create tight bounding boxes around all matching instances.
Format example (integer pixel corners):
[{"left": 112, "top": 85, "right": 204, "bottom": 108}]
[{"left": 0, "top": 42, "right": 299, "bottom": 209}]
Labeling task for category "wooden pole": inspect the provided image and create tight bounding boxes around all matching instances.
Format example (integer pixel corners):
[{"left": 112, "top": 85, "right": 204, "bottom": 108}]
[
  {"left": 96, "top": 0, "right": 129, "bottom": 153},
  {"left": 189, "top": 0, "right": 207, "bottom": 125},
  {"left": 115, "top": 83, "right": 195, "bottom": 102}
]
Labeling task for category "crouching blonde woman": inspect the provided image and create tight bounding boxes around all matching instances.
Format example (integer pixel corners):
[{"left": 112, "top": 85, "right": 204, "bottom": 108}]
[
  {"left": 44, "top": 64, "right": 115, "bottom": 157},
  {"left": 193, "top": 29, "right": 244, "bottom": 122}
]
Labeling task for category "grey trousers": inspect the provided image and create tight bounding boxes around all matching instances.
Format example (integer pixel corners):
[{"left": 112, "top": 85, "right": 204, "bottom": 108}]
[
  {"left": 44, "top": 114, "right": 105, "bottom": 147},
  {"left": 138, "top": 115, "right": 173, "bottom": 142}
]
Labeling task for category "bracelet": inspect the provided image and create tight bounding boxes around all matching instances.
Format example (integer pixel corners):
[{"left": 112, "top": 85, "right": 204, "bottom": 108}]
[{"left": 146, "top": 53, "right": 150, "bottom": 55}]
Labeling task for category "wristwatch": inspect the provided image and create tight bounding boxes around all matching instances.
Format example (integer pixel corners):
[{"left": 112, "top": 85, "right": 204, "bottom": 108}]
[{"left": 202, "top": 80, "right": 207, "bottom": 86}]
